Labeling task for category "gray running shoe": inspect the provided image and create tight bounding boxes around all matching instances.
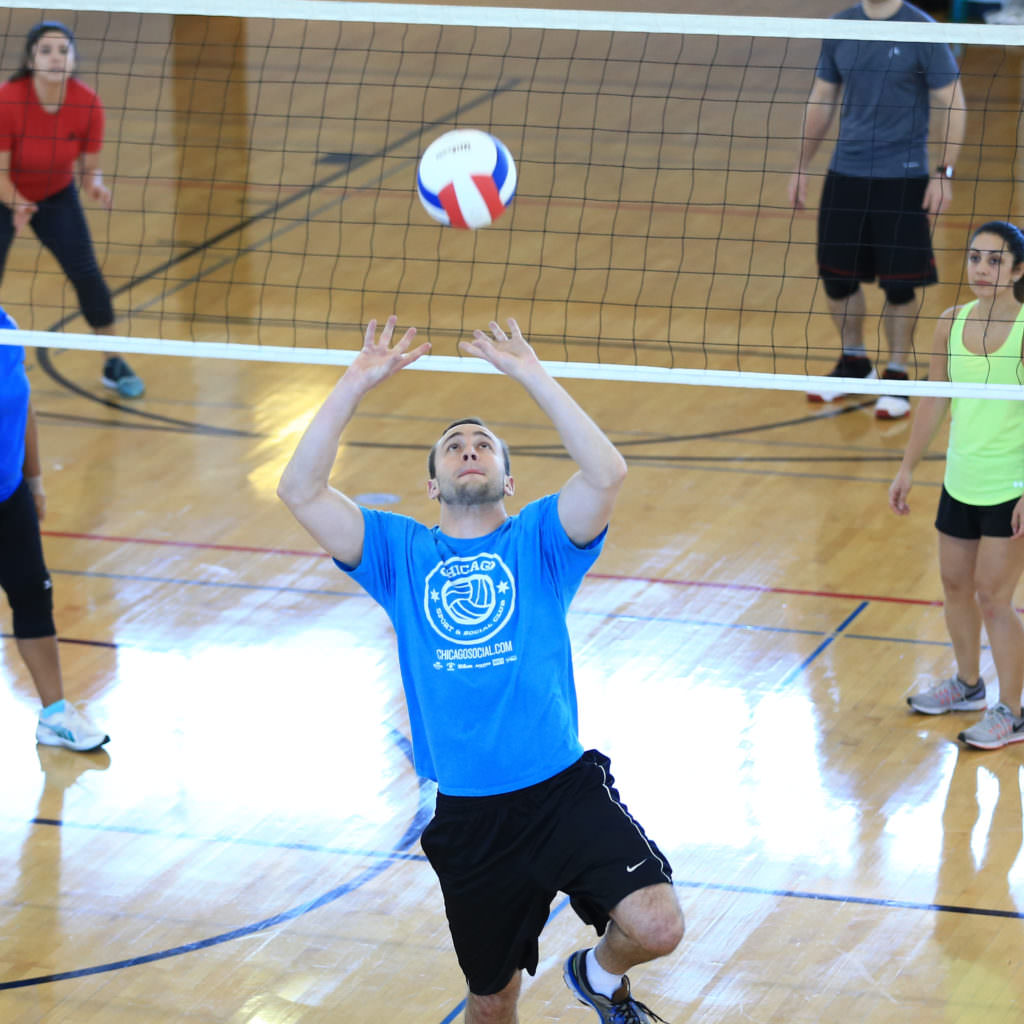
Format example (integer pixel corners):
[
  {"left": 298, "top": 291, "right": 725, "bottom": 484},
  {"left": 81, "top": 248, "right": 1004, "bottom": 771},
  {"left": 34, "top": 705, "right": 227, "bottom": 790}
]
[
  {"left": 958, "top": 703, "right": 1024, "bottom": 750},
  {"left": 907, "top": 676, "right": 986, "bottom": 715},
  {"left": 563, "top": 949, "right": 668, "bottom": 1024}
]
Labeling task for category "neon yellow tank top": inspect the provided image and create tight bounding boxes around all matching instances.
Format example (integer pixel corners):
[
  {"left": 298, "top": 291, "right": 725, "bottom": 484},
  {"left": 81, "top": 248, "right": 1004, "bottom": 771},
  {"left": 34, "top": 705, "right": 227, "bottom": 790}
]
[{"left": 946, "top": 300, "right": 1024, "bottom": 505}]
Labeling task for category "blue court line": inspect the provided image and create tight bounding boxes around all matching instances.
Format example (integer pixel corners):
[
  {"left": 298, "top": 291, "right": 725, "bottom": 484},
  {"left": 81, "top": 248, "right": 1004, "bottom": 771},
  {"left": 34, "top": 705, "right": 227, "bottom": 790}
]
[
  {"left": 777, "top": 600, "right": 870, "bottom": 687},
  {"left": 0, "top": 728, "right": 431, "bottom": 992},
  {"left": 49, "top": 566, "right": 366, "bottom": 600}
]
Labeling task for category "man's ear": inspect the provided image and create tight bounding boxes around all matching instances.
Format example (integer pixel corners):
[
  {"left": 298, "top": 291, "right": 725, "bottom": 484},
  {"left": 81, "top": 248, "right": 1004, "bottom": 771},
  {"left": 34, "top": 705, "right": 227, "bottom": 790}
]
[
  {"left": 427, "top": 478, "right": 440, "bottom": 501},
  {"left": 504, "top": 475, "right": 515, "bottom": 497}
]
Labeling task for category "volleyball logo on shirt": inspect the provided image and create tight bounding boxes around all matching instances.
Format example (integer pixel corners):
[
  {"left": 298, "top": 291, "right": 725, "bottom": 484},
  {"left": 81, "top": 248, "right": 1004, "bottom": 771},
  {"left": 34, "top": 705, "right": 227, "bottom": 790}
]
[{"left": 423, "top": 553, "right": 516, "bottom": 644}]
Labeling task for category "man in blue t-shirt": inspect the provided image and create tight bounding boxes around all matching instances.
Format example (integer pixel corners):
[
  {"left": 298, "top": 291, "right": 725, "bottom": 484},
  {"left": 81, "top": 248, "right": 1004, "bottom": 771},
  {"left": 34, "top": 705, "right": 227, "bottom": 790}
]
[
  {"left": 278, "top": 316, "right": 683, "bottom": 1024},
  {"left": 789, "top": 0, "right": 967, "bottom": 420}
]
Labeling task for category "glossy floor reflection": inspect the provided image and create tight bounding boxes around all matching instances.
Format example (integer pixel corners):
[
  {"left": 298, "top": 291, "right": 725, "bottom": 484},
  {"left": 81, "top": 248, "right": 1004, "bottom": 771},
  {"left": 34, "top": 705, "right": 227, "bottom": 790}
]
[{"left": 3, "top": 344, "right": 1024, "bottom": 1022}]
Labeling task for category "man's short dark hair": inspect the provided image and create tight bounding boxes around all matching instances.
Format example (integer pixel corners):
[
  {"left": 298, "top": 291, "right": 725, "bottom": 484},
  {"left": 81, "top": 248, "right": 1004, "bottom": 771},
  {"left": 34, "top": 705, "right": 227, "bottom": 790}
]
[{"left": 428, "top": 418, "right": 511, "bottom": 478}]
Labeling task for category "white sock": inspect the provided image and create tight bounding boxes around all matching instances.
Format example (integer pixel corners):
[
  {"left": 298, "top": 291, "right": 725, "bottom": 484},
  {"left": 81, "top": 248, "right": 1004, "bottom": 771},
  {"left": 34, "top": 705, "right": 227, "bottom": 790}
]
[{"left": 585, "top": 947, "right": 624, "bottom": 999}]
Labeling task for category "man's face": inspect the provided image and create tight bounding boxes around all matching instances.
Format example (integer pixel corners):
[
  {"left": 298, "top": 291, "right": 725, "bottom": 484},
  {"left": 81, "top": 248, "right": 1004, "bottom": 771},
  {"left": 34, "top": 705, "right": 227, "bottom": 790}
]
[{"left": 428, "top": 424, "right": 511, "bottom": 506}]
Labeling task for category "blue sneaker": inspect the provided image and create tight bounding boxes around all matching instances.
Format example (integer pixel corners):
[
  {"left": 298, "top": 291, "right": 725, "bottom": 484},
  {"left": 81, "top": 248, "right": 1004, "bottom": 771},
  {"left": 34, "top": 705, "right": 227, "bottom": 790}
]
[
  {"left": 102, "top": 356, "right": 145, "bottom": 398},
  {"left": 563, "top": 949, "right": 668, "bottom": 1024}
]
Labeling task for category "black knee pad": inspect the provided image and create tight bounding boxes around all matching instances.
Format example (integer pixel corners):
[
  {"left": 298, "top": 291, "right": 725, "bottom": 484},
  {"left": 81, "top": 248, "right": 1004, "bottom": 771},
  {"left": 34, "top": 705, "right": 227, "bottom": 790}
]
[
  {"left": 822, "top": 277, "right": 860, "bottom": 301},
  {"left": 10, "top": 573, "right": 56, "bottom": 639},
  {"left": 883, "top": 285, "right": 916, "bottom": 307}
]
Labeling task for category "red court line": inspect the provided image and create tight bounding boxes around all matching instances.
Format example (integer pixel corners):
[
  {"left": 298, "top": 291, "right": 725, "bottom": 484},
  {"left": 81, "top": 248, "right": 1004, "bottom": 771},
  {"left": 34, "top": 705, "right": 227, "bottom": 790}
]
[
  {"left": 43, "top": 529, "right": 944, "bottom": 609},
  {"left": 43, "top": 530, "right": 325, "bottom": 559},
  {"left": 588, "top": 572, "right": 943, "bottom": 608}
]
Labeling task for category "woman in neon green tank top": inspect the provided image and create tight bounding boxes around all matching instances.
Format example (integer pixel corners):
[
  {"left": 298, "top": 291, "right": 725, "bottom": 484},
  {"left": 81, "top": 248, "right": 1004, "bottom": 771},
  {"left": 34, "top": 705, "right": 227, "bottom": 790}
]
[{"left": 890, "top": 221, "right": 1024, "bottom": 750}]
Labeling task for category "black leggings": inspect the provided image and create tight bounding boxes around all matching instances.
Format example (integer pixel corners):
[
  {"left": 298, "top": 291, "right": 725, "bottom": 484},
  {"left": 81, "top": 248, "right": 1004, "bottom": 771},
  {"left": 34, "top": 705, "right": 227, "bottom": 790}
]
[
  {"left": 0, "top": 478, "right": 55, "bottom": 638},
  {"left": 0, "top": 184, "right": 114, "bottom": 328}
]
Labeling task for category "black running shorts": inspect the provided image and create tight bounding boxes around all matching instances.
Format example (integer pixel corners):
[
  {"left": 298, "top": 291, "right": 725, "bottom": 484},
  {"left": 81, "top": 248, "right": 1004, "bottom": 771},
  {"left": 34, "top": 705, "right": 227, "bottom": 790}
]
[
  {"left": 419, "top": 749, "right": 673, "bottom": 996},
  {"left": 817, "top": 171, "right": 937, "bottom": 289},
  {"left": 935, "top": 485, "right": 1019, "bottom": 540}
]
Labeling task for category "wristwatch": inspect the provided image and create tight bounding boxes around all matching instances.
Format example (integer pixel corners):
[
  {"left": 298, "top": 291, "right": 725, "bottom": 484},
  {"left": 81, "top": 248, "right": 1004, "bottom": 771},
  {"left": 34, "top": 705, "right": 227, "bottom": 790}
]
[{"left": 936, "top": 165, "right": 954, "bottom": 179}]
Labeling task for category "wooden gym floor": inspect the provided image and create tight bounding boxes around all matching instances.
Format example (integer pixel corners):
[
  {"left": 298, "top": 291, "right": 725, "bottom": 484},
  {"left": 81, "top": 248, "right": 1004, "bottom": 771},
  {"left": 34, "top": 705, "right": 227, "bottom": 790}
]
[{"left": 2, "top": 4, "right": 1024, "bottom": 1022}]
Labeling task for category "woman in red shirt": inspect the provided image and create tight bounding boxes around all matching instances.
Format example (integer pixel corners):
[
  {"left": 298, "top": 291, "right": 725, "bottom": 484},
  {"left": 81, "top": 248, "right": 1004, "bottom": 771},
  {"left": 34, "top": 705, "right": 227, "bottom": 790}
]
[{"left": 0, "top": 21, "right": 143, "bottom": 398}]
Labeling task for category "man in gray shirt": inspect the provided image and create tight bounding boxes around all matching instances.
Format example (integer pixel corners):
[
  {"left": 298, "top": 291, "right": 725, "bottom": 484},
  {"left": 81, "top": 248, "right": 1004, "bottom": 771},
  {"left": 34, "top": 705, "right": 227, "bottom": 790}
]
[{"left": 789, "top": 0, "right": 967, "bottom": 419}]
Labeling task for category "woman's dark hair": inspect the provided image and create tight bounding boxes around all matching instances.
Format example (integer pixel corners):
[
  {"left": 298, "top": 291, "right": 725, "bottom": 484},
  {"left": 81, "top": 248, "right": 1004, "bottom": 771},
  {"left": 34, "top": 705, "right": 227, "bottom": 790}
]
[
  {"left": 970, "top": 220, "right": 1024, "bottom": 302},
  {"left": 10, "top": 21, "right": 76, "bottom": 82}
]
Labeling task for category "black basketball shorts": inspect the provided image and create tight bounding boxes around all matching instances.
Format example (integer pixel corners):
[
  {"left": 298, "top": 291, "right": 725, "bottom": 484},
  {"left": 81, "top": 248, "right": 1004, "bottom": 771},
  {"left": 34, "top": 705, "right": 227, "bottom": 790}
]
[
  {"left": 419, "top": 748, "right": 673, "bottom": 996},
  {"left": 817, "top": 171, "right": 937, "bottom": 289}
]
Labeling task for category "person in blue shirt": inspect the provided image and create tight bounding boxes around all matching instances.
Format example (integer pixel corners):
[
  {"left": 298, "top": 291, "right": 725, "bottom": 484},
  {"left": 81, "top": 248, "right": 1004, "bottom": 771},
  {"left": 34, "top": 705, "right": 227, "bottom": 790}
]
[
  {"left": 0, "top": 306, "right": 108, "bottom": 751},
  {"left": 278, "top": 316, "right": 683, "bottom": 1024}
]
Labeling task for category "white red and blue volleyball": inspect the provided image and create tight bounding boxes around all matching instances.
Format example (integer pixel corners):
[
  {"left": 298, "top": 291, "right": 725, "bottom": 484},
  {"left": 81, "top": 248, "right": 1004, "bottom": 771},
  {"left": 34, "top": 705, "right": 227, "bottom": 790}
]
[{"left": 416, "top": 129, "right": 517, "bottom": 230}]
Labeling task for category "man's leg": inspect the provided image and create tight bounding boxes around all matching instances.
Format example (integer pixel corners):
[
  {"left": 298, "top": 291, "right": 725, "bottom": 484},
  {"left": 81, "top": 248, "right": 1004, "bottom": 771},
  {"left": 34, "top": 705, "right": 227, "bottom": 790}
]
[
  {"left": 827, "top": 286, "right": 867, "bottom": 355},
  {"left": 465, "top": 971, "right": 522, "bottom": 1024},
  {"left": 881, "top": 294, "right": 920, "bottom": 369},
  {"left": 594, "top": 882, "right": 684, "bottom": 977}
]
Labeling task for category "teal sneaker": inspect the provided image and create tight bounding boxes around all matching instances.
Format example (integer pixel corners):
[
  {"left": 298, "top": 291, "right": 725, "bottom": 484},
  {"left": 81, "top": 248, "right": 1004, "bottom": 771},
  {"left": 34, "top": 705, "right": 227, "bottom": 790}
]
[
  {"left": 102, "top": 355, "right": 145, "bottom": 398},
  {"left": 958, "top": 703, "right": 1024, "bottom": 750},
  {"left": 563, "top": 949, "right": 668, "bottom": 1024}
]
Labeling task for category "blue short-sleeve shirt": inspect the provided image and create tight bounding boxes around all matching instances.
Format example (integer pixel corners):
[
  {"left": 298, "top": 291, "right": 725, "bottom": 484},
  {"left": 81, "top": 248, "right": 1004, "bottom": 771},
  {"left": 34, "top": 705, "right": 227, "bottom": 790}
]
[
  {"left": 0, "top": 308, "right": 27, "bottom": 502},
  {"left": 336, "top": 494, "right": 605, "bottom": 796}
]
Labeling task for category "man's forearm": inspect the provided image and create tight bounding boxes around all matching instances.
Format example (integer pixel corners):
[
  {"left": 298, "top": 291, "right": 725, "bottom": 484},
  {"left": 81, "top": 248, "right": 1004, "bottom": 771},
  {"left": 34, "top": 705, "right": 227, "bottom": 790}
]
[
  {"left": 518, "top": 368, "right": 626, "bottom": 487},
  {"left": 278, "top": 378, "right": 365, "bottom": 507},
  {"left": 935, "top": 94, "right": 966, "bottom": 170}
]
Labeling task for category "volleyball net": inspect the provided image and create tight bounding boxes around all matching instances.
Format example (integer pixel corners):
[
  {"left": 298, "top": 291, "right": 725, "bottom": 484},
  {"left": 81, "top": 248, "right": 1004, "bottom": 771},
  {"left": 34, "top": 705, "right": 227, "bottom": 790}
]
[{"left": 0, "top": 0, "right": 1022, "bottom": 396}]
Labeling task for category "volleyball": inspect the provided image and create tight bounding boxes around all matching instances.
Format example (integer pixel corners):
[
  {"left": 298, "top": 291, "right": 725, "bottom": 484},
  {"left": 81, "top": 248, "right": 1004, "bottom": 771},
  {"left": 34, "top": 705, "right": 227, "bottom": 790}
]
[{"left": 416, "top": 129, "right": 517, "bottom": 230}]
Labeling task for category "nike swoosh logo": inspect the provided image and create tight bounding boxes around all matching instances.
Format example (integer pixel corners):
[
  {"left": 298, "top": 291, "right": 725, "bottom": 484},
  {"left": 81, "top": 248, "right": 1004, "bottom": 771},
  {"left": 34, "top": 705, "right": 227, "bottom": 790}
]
[{"left": 626, "top": 859, "right": 647, "bottom": 873}]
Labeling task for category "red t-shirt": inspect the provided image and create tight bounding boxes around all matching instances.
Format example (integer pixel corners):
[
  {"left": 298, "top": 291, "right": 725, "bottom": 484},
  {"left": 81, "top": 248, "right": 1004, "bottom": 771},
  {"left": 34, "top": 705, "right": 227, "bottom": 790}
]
[{"left": 0, "top": 76, "right": 104, "bottom": 201}]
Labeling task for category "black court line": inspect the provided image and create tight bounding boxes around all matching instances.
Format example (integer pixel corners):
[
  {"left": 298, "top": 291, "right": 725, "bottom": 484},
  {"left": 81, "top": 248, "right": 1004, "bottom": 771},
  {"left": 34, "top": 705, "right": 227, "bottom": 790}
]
[
  {"left": 35, "top": 79, "right": 522, "bottom": 432},
  {"left": 24, "top": 815, "right": 431, "bottom": 863},
  {"left": 0, "top": 728, "right": 432, "bottom": 991},
  {"left": 34, "top": 406, "right": 261, "bottom": 437},
  {"left": 674, "top": 878, "right": 1024, "bottom": 920}
]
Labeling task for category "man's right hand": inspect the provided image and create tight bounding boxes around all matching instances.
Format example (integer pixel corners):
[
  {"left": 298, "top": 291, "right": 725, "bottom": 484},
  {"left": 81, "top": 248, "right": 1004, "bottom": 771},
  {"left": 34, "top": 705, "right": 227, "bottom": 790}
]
[{"left": 346, "top": 316, "right": 430, "bottom": 394}]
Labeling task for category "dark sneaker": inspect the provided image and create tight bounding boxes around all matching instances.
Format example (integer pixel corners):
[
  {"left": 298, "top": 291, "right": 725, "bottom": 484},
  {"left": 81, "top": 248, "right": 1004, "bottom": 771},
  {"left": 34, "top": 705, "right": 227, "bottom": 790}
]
[
  {"left": 807, "top": 354, "right": 876, "bottom": 403},
  {"left": 875, "top": 368, "right": 911, "bottom": 420},
  {"left": 907, "top": 676, "right": 987, "bottom": 715},
  {"left": 958, "top": 703, "right": 1024, "bottom": 749},
  {"left": 102, "top": 356, "right": 145, "bottom": 398},
  {"left": 563, "top": 949, "right": 669, "bottom": 1024}
]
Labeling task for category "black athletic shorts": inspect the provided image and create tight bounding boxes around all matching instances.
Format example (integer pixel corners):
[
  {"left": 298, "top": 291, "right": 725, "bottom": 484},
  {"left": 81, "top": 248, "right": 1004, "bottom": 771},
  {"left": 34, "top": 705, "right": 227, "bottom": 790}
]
[
  {"left": 935, "top": 485, "right": 1019, "bottom": 540},
  {"left": 419, "top": 748, "right": 673, "bottom": 996},
  {"left": 0, "top": 477, "right": 54, "bottom": 638},
  {"left": 817, "top": 171, "right": 937, "bottom": 289}
]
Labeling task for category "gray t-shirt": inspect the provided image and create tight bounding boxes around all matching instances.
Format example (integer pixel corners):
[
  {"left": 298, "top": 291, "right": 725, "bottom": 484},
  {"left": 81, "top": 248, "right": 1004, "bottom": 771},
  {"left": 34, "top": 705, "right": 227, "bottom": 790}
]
[{"left": 816, "top": 2, "right": 959, "bottom": 178}]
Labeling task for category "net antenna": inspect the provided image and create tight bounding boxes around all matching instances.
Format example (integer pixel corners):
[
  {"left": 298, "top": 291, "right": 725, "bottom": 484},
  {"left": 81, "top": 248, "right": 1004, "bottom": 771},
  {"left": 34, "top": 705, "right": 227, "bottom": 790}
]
[{"left": 0, "top": 0, "right": 1021, "bottom": 397}]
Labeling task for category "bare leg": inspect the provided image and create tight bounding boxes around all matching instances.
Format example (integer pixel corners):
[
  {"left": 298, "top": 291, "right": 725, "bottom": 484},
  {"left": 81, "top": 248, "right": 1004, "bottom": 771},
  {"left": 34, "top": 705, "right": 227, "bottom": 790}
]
[
  {"left": 15, "top": 634, "right": 64, "bottom": 708},
  {"left": 938, "top": 533, "right": 983, "bottom": 683},
  {"left": 826, "top": 287, "right": 867, "bottom": 354},
  {"left": 593, "top": 883, "right": 684, "bottom": 978},
  {"left": 974, "top": 535, "right": 1024, "bottom": 710},
  {"left": 881, "top": 296, "right": 921, "bottom": 368},
  {"left": 465, "top": 971, "right": 521, "bottom": 1024}
]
